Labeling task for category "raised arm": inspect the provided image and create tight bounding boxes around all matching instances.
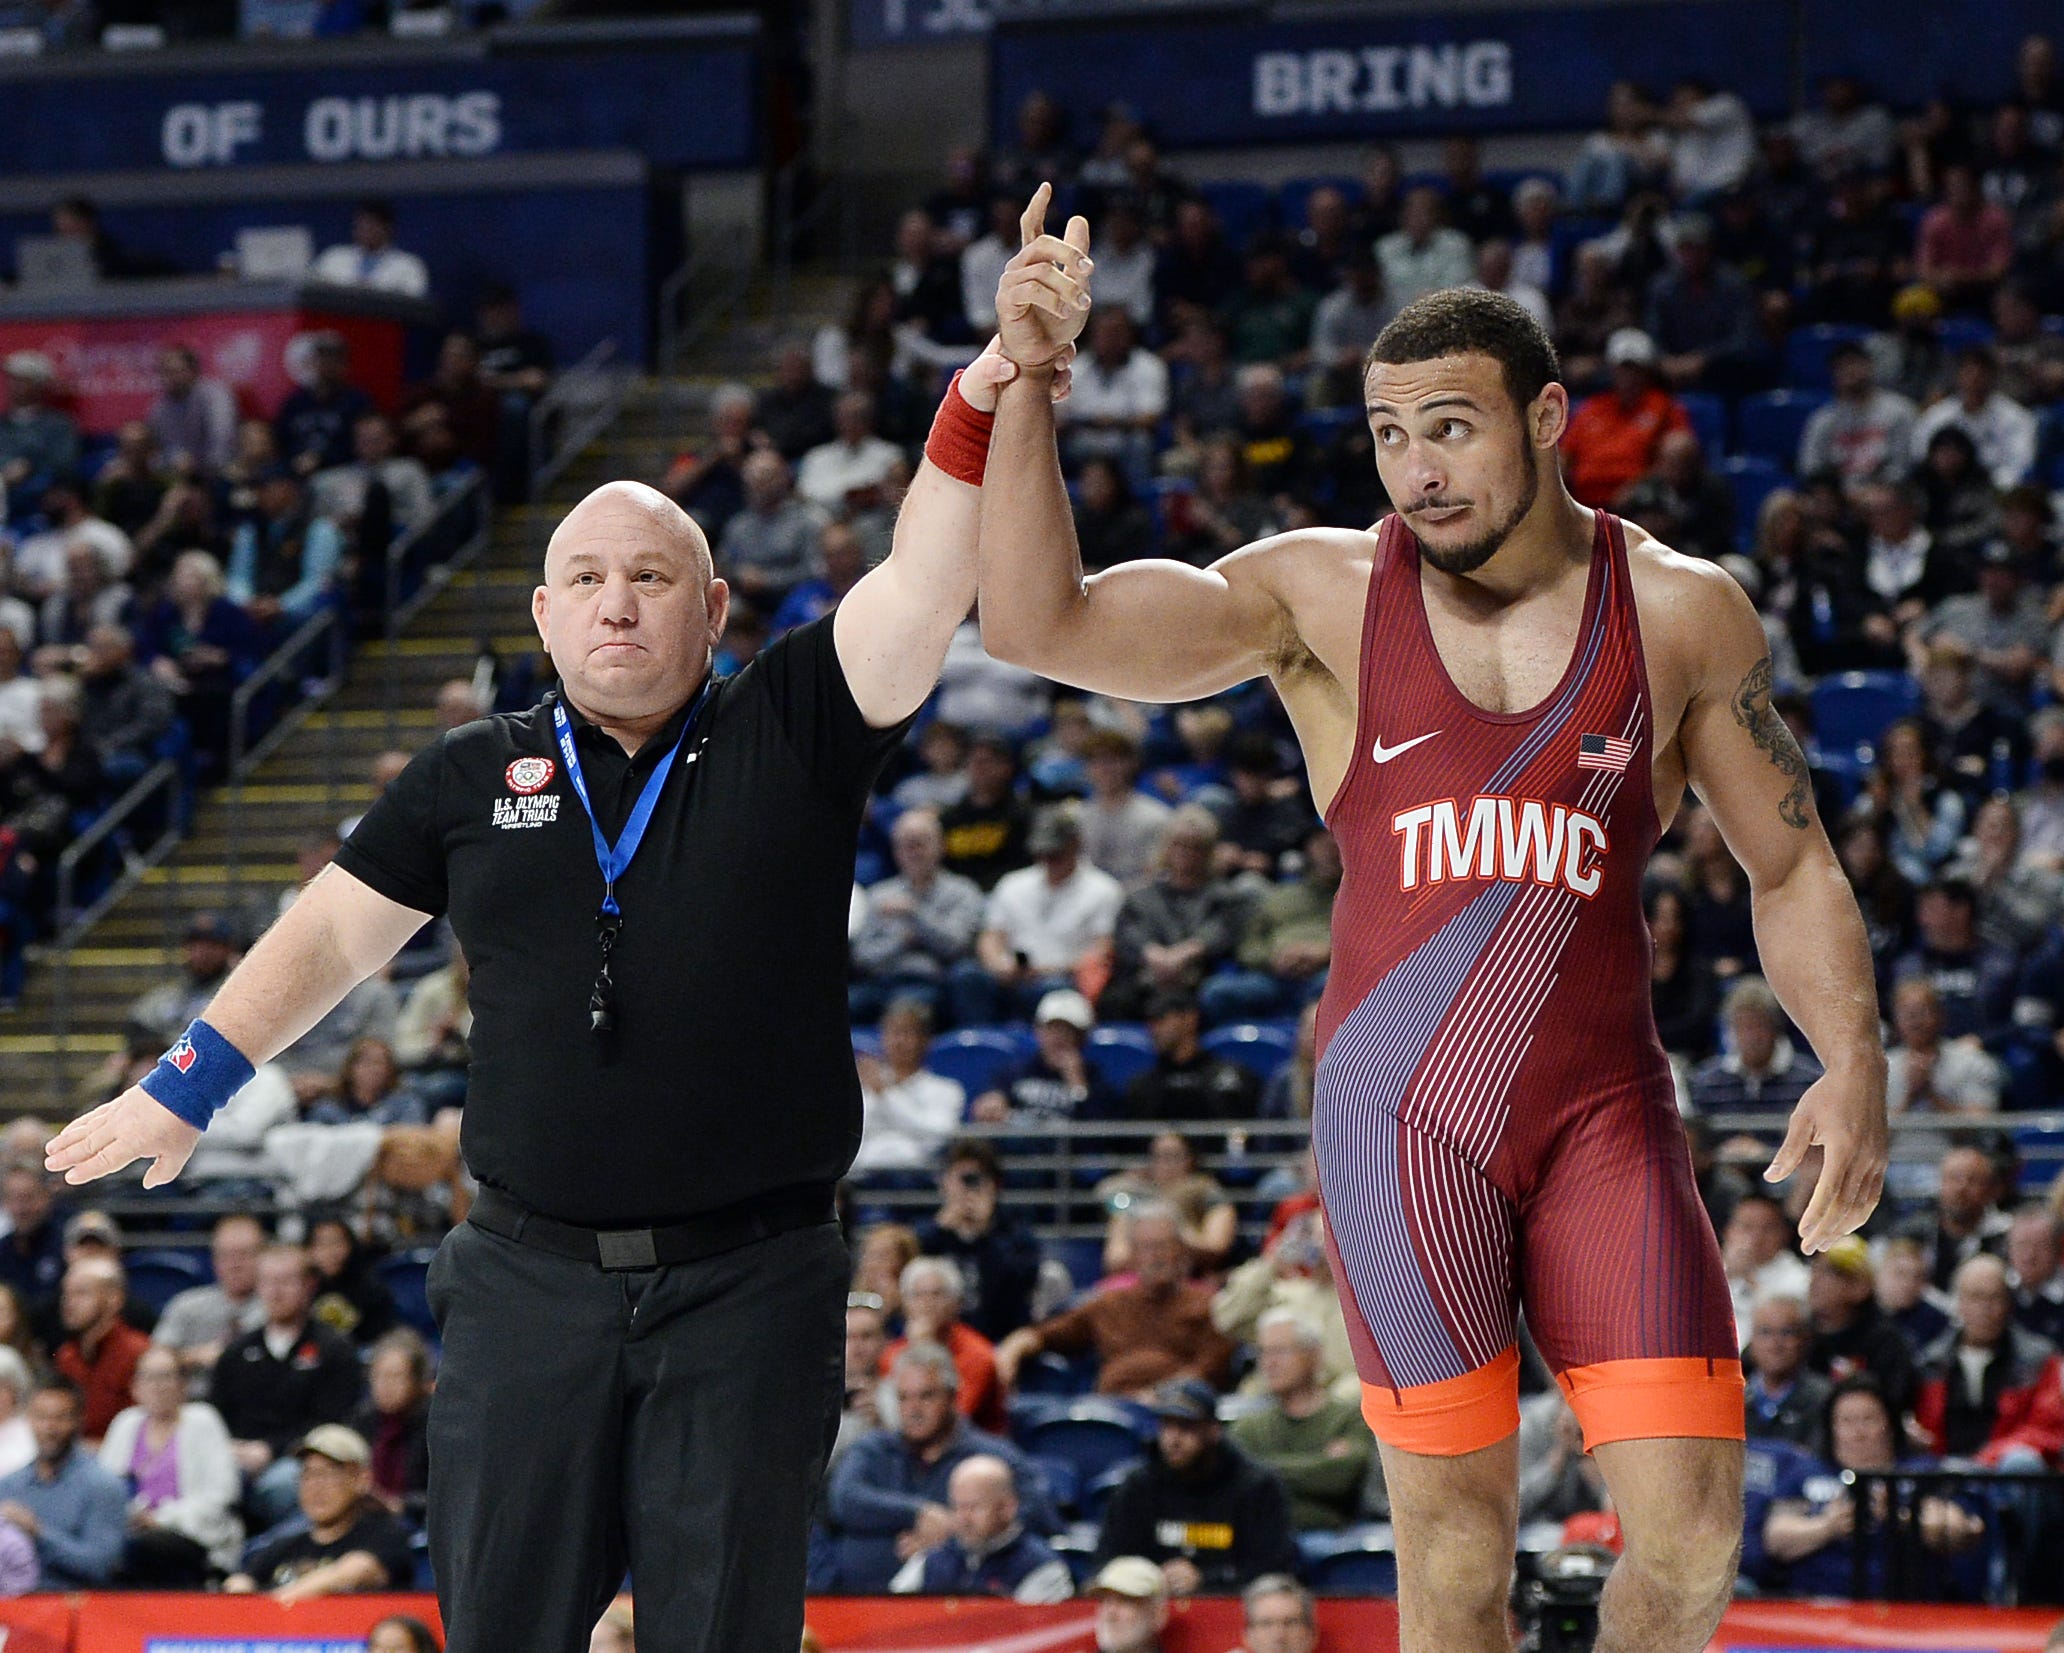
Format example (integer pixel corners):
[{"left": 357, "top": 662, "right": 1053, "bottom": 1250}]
[
  {"left": 833, "top": 339, "right": 1069, "bottom": 727},
  {"left": 1672, "top": 558, "right": 1887, "bottom": 1252},
  {"left": 977, "top": 190, "right": 1298, "bottom": 704},
  {"left": 45, "top": 863, "right": 429, "bottom": 1187}
]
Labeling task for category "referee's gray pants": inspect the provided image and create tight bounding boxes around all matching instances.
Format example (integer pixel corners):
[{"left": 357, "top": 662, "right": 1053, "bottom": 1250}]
[{"left": 425, "top": 1215, "right": 849, "bottom": 1652}]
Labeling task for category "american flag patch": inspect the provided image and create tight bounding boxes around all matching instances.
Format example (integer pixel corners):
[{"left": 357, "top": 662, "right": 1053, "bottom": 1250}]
[{"left": 1577, "top": 733, "right": 1633, "bottom": 773}]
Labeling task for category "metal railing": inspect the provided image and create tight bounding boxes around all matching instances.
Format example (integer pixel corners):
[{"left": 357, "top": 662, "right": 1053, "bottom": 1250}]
[
  {"left": 380, "top": 472, "right": 495, "bottom": 734},
  {"left": 1837, "top": 1467, "right": 2064, "bottom": 1605},
  {"left": 223, "top": 604, "right": 349, "bottom": 893},
  {"left": 527, "top": 338, "right": 628, "bottom": 501},
  {"left": 655, "top": 156, "right": 849, "bottom": 376},
  {"left": 44, "top": 760, "right": 187, "bottom": 1101}
]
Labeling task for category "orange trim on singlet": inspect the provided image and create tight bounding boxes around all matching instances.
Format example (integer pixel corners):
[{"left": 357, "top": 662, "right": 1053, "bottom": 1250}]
[
  {"left": 1556, "top": 1356, "right": 1747, "bottom": 1450},
  {"left": 1358, "top": 1344, "right": 1521, "bottom": 1457}
]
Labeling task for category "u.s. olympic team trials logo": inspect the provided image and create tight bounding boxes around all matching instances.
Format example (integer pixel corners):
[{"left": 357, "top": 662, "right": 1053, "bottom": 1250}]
[{"left": 505, "top": 756, "right": 555, "bottom": 795}]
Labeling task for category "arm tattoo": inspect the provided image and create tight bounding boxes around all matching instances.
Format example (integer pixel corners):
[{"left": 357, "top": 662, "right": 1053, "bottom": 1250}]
[{"left": 1730, "top": 654, "right": 1812, "bottom": 830}]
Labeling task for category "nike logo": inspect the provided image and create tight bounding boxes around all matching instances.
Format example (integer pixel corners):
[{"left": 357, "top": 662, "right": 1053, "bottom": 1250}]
[{"left": 1371, "top": 731, "right": 1441, "bottom": 764}]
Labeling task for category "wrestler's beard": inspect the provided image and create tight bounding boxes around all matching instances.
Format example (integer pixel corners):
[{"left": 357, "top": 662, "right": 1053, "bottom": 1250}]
[{"left": 1410, "top": 458, "right": 1540, "bottom": 577}]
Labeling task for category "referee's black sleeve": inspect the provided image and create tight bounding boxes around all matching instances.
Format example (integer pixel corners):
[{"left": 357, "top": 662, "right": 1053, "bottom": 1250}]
[
  {"left": 334, "top": 738, "right": 450, "bottom": 916},
  {"left": 753, "top": 612, "right": 916, "bottom": 802}
]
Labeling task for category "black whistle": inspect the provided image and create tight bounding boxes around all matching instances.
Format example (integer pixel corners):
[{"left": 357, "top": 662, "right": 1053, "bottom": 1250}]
[{"left": 591, "top": 909, "right": 621, "bottom": 1035}]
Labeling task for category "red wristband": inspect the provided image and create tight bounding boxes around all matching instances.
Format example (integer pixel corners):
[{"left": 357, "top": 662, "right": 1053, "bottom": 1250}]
[{"left": 924, "top": 369, "right": 995, "bottom": 486}]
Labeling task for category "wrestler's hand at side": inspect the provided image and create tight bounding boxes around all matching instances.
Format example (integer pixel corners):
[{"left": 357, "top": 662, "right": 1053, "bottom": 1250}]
[
  {"left": 1766, "top": 1064, "right": 1886, "bottom": 1254},
  {"left": 46, "top": 1087, "right": 199, "bottom": 1189}
]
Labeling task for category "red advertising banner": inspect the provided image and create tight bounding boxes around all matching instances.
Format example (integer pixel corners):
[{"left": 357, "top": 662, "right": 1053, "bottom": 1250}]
[
  {"left": 2, "top": 1593, "right": 2053, "bottom": 1652},
  {"left": 1713, "top": 1601, "right": 2064, "bottom": 1650},
  {"left": 0, "top": 307, "right": 405, "bottom": 435},
  {"left": 70, "top": 1592, "right": 443, "bottom": 1652},
  {"left": 0, "top": 1595, "right": 74, "bottom": 1653}
]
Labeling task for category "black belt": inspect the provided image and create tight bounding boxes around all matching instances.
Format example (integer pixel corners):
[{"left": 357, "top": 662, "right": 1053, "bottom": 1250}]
[{"left": 469, "top": 1182, "right": 836, "bottom": 1272}]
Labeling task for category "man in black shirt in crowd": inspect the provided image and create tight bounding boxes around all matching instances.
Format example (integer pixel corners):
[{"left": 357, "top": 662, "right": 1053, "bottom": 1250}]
[
  {"left": 47, "top": 207, "right": 1096, "bottom": 1653},
  {"left": 1126, "top": 991, "right": 1263, "bottom": 1124},
  {"left": 1093, "top": 1378, "right": 1299, "bottom": 1598},
  {"left": 208, "top": 1244, "right": 363, "bottom": 1530},
  {"left": 226, "top": 1425, "right": 415, "bottom": 1602},
  {"left": 913, "top": 1139, "right": 1042, "bottom": 1343},
  {"left": 940, "top": 732, "right": 1033, "bottom": 890}
]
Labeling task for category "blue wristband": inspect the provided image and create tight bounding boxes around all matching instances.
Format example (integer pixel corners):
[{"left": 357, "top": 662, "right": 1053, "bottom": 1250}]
[{"left": 138, "top": 1019, "right": 254, "bottom": 1131}]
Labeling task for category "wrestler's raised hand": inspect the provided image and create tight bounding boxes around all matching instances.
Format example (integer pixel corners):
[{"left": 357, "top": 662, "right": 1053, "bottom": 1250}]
[{"left": 994, "top": 183, "right": 1093, "bottom": 372}]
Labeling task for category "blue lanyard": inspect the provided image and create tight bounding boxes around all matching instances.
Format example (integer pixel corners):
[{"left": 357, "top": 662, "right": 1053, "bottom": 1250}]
[{"left": 551, "top": 677, "right": 713, "bottom": 918}]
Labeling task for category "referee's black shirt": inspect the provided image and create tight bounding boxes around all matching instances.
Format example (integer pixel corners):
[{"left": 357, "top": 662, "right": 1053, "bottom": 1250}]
[{"left": 334, "top": 615, "right": 910, "bottom": 1227}]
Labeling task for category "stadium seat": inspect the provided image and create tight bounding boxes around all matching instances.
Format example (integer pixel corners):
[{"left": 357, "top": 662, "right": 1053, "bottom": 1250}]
[
  {"left": 1049, "top": 1235, "right": 1108, "bottom": 1296},
  {"left": 1201, "top": 1022, "right": 1295, "bottom": 1079},
  {"left": 1019, "top": 1400, "right": 1152, "bottom": 1484},
  {"left": 1676, "top": 391, "right": 1728, "bottom": 459},
  {"left": 850, "top": 1028, "right": 881, "bottom": 1059},
  {"left": 1733, "top": 390, "right": 1829, "bottom": 467},
  {"left": 1810, "top": 670, "right": 1921, "bottom": 755},
  {"left": 1085, "top": 1024, "right": 1156, "bottom": 1089},
  {"left": 1015, "top": 1350, "right": 1097, "bottom": 1395},
  {"left": 1783, "top": 323, "right": 1873, "bottom": 391},
  {"left": 1196, "top": 181, "right": 1277, "bottom": 248},
  {"left": 122, "top": 1249, "right": 211, "bottom": 1313},
  {"left": 378, "top": 1248, "right": 442, "bottom": 1339},
  {"left": 1718, "top": 454, "right": 1788, "bottom": 547},
  {"left": 1303, "top": 1531, "right": 1399, "bottom": 1595},
  {"left": 926, "top": 1028, "right": 1033, "bottom": 1099},
  {"left": 1028, "top": 1453, "right": 1081, "bottom": 1513},
  {"left": 1081, "top": 1463, "right": 1135, "bottom": 1519}
]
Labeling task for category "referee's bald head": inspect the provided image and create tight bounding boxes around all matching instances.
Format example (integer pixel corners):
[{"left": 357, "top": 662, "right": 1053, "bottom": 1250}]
[{"left": 544, "top": 480, "right": 714, "bottom": 588}]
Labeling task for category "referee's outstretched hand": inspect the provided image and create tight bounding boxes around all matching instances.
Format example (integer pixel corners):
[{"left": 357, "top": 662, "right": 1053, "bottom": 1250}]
[{"left": 45, "top": 1086, "right": 199, "bottom": 1189}]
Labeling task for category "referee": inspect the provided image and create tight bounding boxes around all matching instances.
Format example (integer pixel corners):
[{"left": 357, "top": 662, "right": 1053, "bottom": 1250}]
[{"left": 46, "top": 216, "right": 1092, "bottom": 1653}]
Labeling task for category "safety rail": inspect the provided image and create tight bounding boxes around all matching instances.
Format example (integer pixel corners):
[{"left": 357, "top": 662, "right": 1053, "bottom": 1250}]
[
  {"left": 655, "top": 156, "right": 848, "bottom": 375},
  {"left": 224, "top": 604, "right": 349, "bottom": 893},
  {"left": 380, "top": 471, "right": 495, "bottom": 733},
  {"left": 1835, "top": 1467, "right": 2064, "bottom": 1605},
  {"left": 527, "top": 337, "right": 628, "bottom": 501}
]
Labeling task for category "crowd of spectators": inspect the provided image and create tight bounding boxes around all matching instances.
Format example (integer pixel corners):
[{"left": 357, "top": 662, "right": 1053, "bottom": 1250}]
[
  {"left": 0, "top": 266, "right": 553, "bottom": 993},
  {"left": 8, "top": 22, "right": 2064, "bottom": 1621},
  {"left": 658, "top": 31, "right": 2064, "bottom": 1606}
]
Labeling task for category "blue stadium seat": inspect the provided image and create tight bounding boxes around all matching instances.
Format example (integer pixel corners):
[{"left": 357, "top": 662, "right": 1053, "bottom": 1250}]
[
  {"left": 1277, "top": 175, "right": 1362, "bottom": 228},
  {"left": 1085, "top": 1024, "right": 1156, "bottom": 1089},
  {"left": 1811, "top": 671, "right": 1921, "bottom": 755},
  {"left": 1015, "top": 1350, "right": 1097, "bottom": 1396},
  {"left": 1733, "top": 390, "right": 1829, "bottom": 467},
  {"left": 1197, "top": 181, "right": 1277, "bottom": 248},
  {"left": 1082, "top": 1463, "right": 1135, "bottom": 1519},
  {"left": 1304, "top": 1533, "right": 1398, "bottom": 1595},
  {"left": 1808, "top": 746, "right": 1868, "bottom": 812},
  {"left": 927, "top": 1028, "right": 1033, "bottom": 1099},
  {"left": 122, "top": 1249, "right": 211, "bottom": 1313},
  {"left": 850, "top": 1028, "right": 881, "bottom": 1059},
  {"left": 1050, "top": 1235, "right": 1108, "bottom": 1296},
  {"left": 1008, "top": 1394, "right": 1065, "bottom": 1439},
  {"left": 1783, "top": 323, "right": 1873, "bottom": 391},
  {"left": 378, "top": 1248, "right": 441, "bottom": 1339},
  {"left": 1028, "top": 1453, "right": 1081, "bottom": 1513},
  {"left": 1676, "top": 391, "right": 1728, "bottom": 459},
  {"left": 1718, "top": 455, "right": 1788, "bottom": 548},
  {"left": 1201, "top": 1022, "right": 1295, "bottom": 1079},
  {"left": 1019, "top": 1400, "right": 1153, "bottom": 1485}
]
